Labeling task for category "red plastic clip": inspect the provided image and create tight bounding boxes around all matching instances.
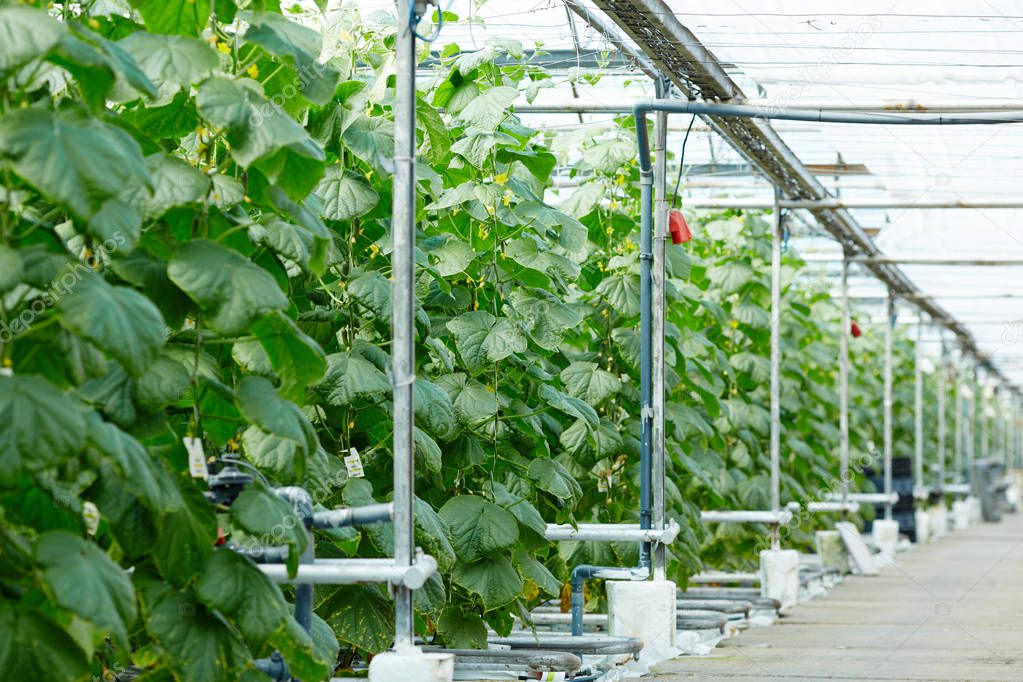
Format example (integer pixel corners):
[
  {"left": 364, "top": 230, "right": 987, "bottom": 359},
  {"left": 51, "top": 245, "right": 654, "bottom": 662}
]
[
  {"left": 668, "top": 209, "right": 692, "bottom": 244},
  {"left": 850, "top": 321, "right": 862, "bottom": 338}
]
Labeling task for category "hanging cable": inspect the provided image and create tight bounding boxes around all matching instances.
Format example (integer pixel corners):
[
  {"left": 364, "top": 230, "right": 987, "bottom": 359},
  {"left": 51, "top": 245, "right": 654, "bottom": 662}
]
[
  {"left": 409, "top": 0, "right": 444, "bottom": 43},
  {"left": 671, "top": 113, "right": 697, "bottom": 209}
]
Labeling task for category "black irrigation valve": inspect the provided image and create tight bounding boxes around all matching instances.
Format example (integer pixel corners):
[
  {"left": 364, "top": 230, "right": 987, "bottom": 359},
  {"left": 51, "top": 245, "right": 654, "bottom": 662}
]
[{"left": 204, "top": 455, "right": 253, "bottom": 506}]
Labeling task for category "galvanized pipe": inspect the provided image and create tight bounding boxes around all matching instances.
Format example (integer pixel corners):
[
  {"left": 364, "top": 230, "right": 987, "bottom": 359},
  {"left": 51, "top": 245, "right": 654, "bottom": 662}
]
[
  {"left": 638, "top": 162, "right": 653, "bottom": 568},
  {"left": 914, "top": 320, "right": 925, "bottom": 498},
  {"left": 700, "top": 510, "right": 793, "bottom": 525},
  {"left": 824, "top": 492, "right": 899, "bottom": 505},
  {"left": 682, "top": 198, "right": 1023, "bottom": 210},
  {"left": 392, "top": 0, "right": 417, "bottom": 650},
  {"left": 806, "top": 501, "right": 860, "bottom": 514},
  {"left": 260, "top": 556, "right": 438, "bottom": 589},
  {"left": 515, "top": 100, "right": 1023, "bottom": 115},
  {"left": 545, "top": 520, "right": 681, "bottom": 544},
  {"left": 955, "top": 362, "right": 964, "bottom": 483},
  {"left": 651, "top": 87, "right": 668, "bottom": 582},
  {"left": 883, "top": 293, "right": 895, "bottom": 519},
  {"left": 967, "top": 370, "right": 977, "bottom": 486},
  {"left": 769, "top": 188, "right": 782, "bottom": 530},
  {"left": 839, "top": 255, "right": 851, "bottom": 510},
  {"left": 938, "top": 339, "right": 948, "bottom": 489}
]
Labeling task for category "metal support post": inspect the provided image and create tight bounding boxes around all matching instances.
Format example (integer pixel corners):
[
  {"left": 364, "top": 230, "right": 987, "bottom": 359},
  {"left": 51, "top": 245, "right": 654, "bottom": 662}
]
[
  {"left": 937, "top": 337, "right": 947, "bottom": 489},
  {"left": 914, "top": 320, "right": 924, "bottom": 496},
  {"left": 883, "top": 292, "right": 895, "bottom": 519},
  {"left": 839, "top": 254, "right": 850, "bottom": 512},
  {"left": 954, "top": 360, "right": 964, "bottom": 483},
  {"left": 651, "top": 81, "right": 668, "bottom": 580},
  {"left": 769, "top": 188, "right": 783, "bottom": 546}
]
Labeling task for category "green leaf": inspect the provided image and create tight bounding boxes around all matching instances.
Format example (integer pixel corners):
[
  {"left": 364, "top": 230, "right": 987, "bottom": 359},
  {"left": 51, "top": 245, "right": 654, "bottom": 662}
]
[
  {"left": 314, "top": 165, "right": 380, "bottom": 221},
  {"left": 438, "top": 495, "right": 518, "bottom": 563},
  {"left": 36, "top": 531, "right": 136, "bottom": 646},
  {"left": 168, "top": 240, "right": 288, "bottom": 335},
  {"left": 438, "top": 606, "right": 487, "bottom": 649},
  {"left": 483, "top": 318, "right": 527, "bottom": 362},
  {"left": 424, "top": 234, "right": 474, "bottom": 277},
  {"left": 458, "top": 86, "right": 517, "bottom": 132},
  {"left": 414, "top": 379, "right": 457, "bottom": 441},
  {"left": 414, "top": 426, "right": 443, "bottom": 473},
  {"left": 252, "top": 312, "right": 327, "bottom": 401},
  {"left": 0, "top": 375, "right": 87, "bottom": 485},
  {"left": 452, "top": 555, "right": 523, "bottom": 610},
  {"left": 489, "top": 482, "right": 547, "bottom": 538},
  {"left": 153, "top": 484, "right": 216, "bottom": 588},
  {"left": 0, "top": 244, "right": 21, "bottom": 292},
  {"left": 417, "top": 97, "right": 451, "bottom": 164},
  {"left": 321, "top": 585, "right": 393, "bottom": 654},
  {"left": 505, "top": 237, "right": 580, "bottom": 281},
  {"left": 512, "top": 549, "right": 561, "bottom": 598},
  {"left": 86, "top": 199, "right": 140, "bottom": 253},
  {"left": 348, "top": 270, "right": 390, "bottom": 319},
  {"left": 0, "top": 7, "right": 66, "bottom": 75},
  {"left": 538, "top": 384, "right": 599, "bottom": 427},
  {"left": 231, "top": 483, "right": 308, "bottom": 556},
  {"left": 249, "top": 218, "right": 333, "bottom": 274},
  {"left": 235, "top": 376, "right": 318, "bottom": 459},
  {"left": 57, "top": 272, "right": 166, "bottom": 377},
  {"left": 582, "top": 138, "right": 634, "bottom": 172},
  {"left": 321, "top": 351, "right": 390, "bottom": 406},
  {"left": 123, "top": 153, "right": 211, "bottom": 219},
  {"left": 708, "top": 261, "right": 755, "bottom": 295},
  {"left": 130, "top": 0, "right": 213, "bottom": 36},
  {"left": 117, "top": 32, "right": 220, "bottom": 95},
  {"left": 507, "top": 288, "right": 582, "bottom": 351},
  {"left": 414, "top": 496, "right": 456, "bottom": 572},
  {"left": 0, "top": 601, "right": 89, "bottom": 680},
  {"left": 196, "top": 77, "right": 324, "bottom": 168},
  {"left": 135, "top": 570, "right": 252, "bottom": 682},
  {"left": 86, "top": 411, "right": 181, "bottom": 511},
  {"left": 243, "top": 11, "right": 339, "bottom": 105},
  {"left": 0, "top": 108, "right": 149, "bottom": 220},
  {"left": 594, "top": 272, "right": 641, "bottom": 317},
  {"left": 136, "top": 354, "right": 191, "bottom": 409},
  {"left": 527, "top": 457, "right": 582, "bottom": 504},
  {"left": 560, "top": 361, "right": 621, "bottom": 406},
  {"left": 446, "top": 311, "right": 496, "bottom": 374}
]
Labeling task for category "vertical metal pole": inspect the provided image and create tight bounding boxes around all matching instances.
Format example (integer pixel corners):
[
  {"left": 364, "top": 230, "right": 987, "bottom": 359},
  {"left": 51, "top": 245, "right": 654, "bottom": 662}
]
[
  {"left": 769, "top": 188, "right": 782, "bottom": 547},
  {"left": 954, "top": 360, "right": 963, "bottom": 484},
  {"left": 967, "top": 366, "right": 976, "bottom": 487},
  {"left": 937, "top": 337, "right": 947, "bottom": 490},
  {"left": 839, "top": 255, "right": 850, "bottom": 510},
  {"left": 392, "top": 0, "right": 416, "bottom": 651},
  {"left": 914, "top": 320, "right": 924, "bottom": 497},
  {"left": 883, "top": 292, "right": 894, "bottom": 520},
  {"left": 638, "top": 139, "right": 653, "bottom": 568},
  {"left": 651, "top": 89, "right": 668, "bottom": 581},
  {"left": 981, "top": 381, "right": 990, "bottom": 462}
]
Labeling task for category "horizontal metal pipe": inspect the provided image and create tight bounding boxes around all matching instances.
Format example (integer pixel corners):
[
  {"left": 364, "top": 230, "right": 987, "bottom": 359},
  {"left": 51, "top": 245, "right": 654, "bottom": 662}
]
[
  {"left": 823, "top": 492, "right": 900, "bottom": 505},
  {"left": 700, "top": 510, "right": 793, "bottom": 525},
  {"left": 684, "top": 198, "right": 1023, "bottom": 210},
  {"left": 544, "top": 520, "right": 680, "bottom": 544},
  {"left": 312, "top": 502, "right": 394, "bottom": 529},
  {"left": 688, "top": 571, "right": 761, "bottom": 585},
  {"left": 805, "top": 501, "right": 861, "bottom": 513},
  {"left": 943, "top": 483, "right": 971, "bottom": 495},
  {"left": 515, "top": 100, "right": 1023, "bottom": 115},
  {"left": 258, "top": 556, "right": 437, "bottom": 589}
]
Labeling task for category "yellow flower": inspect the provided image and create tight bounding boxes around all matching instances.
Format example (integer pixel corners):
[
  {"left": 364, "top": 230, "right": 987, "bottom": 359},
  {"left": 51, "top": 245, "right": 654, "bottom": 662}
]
[
  {"left": 485, "top": 384, "right": 495, "bottom": 393},
  {"left": 605, "top": 226, "right": 614, "bottom": 235},
  {"left": 615, "top": 174, "right": 626, "bottom": 186},
  {"left": 217, "top": 41, "right": 231, "bottom": 54},
  {"left": 478, "top": 225, "right": 489, "bottom": 240},
  {"left": 369, "top": 243, "right": 380, "bottom": 259},
  {"left": 730, "top": 320, "right": 739, "bottom": 329},
  {"left": 348, "top": 420, "right": 355, "bottom": 430},
  {"left": 485, "top": 204, "right": 496, "bottom": 215},
  {"left": 601, "top": 309, "right": 609, "bottom": 318},
  {"left": 2, "top": 357, "right": 11, "bottom": 368},
  {"left": 609, "top": 199, "right": 620, "bottom": 210},
  {"left": 494, "top": 172, "right": 508, "bottom": 186},
  {"left": 246, "top": 63, "right": 259, "bottom": 79},
  {"left": 87, "top": 17, "right": 100, "bottom": 29},
  {"left": 502, "top": 190, "right": 513, "bottom": 207}
]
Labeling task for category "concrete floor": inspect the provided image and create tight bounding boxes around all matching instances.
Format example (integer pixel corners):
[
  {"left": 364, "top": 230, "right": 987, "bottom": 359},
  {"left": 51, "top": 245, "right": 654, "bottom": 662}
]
[{"left": 655, "top": 512, "right": 1023, "bottom": 681}]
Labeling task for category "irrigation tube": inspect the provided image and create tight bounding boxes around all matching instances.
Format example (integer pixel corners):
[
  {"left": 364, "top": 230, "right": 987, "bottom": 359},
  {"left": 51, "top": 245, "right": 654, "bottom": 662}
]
[{"left": 883, "top": 293, "right": 895, "bottom": 519}]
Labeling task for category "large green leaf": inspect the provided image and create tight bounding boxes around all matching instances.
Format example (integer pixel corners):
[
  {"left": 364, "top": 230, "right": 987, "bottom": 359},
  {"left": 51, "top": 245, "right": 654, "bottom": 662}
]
[
  {"left": 512, "top": 549, "right": 561, "bottom": 598},
  {"left": 321, "top": 351, "right": 390, "bottom": 406},
  {"left": 489, "top": 482, "right": 547, "bottom": 538},
  {"left": 347, "top": 270, "right": 390, "bottom": 319},
  {"left": 560, "top": 361, "right": 621, "bottom": 406},
  {"left": 458, "top": 86, "right": 517, "bottom": 132},
  {"left": 0, "top": 7, "right": 66, "bottom": 75},
  {"left": 130, "top": 0, "right": 212, "bottom": 36},
  {"left": 36, "top": 531, "right": 136, "bottom": 645},
  {"left": 0, "top": 375, "right": 87, "bottom": 484},
  {"left": 153, "top": 484, "right": 217, "bottom": 588},
  {"left": 507, "top": 288, "right": 582, "bottom": 351},
  {"left": 452, "top": 555, "right": 523, "bottom": 610},
  {"left": 168, "top": 240, "right": 288, "bottom": 335},
  {"left": 135, "top": 570, "right": 252, "bottom": 682},
  {"left": 414, "top": 379, "right": 457, "bottom": 441},
  {"left": 117, "top": 32, "right": 219, "bottom": 95},
  {"left": 321, "top": 584, "right": 393, "bottom": 654},
  {"left": 231, "top": 483, "right": 308, "bottom": 556},
  {"left": 243, "top": 11, "right": 339, "bottom": 105},
  {"left": 414, "top": 496, "right": 456, "bottom": 572},
  {"left": 314, "top": 165, "right": 380, "bottom": 221},
  {"left": 438, "top": 606, "right": 487, "bottom": 649},
  {"left": 252, "top": 312, "right": 327, "bottom": 401},
  {"left": 438, "top": 495, "right": 518, "bottom": 563},
  {"left": 122, "top": 152, "right": 210, "bottom": 219},
  {"left": 195, "top": 77, "right": 324, "bottom": 167},
  {"left": 235, "top": 376, "right": 318, "bottom": 458},
  {"left": 0, "top": 108, "right": 149, "bottom": 220},
  {"left": 527, "top": 457, "right": 582, "bottom": 504},
  {"left": 0, "top": 601, "right": 89, "bottom": 680},
  {"left": 538, "top": 384, "right": 599, "bottom": 427},
  {"left": 86, "top": 411, "right": 181, "bottom": 512},
  {"left": 57, "top": 272, "right": 165, "bottom": 377},
  {"left": 446, "top": 311, "right": 527, "bottom": 371}
]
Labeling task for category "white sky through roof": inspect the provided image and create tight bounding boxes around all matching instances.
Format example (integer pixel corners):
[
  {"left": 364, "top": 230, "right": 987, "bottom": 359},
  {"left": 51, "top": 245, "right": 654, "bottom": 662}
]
[{"left": 343, "top": 0, "right": 1023, "bottom": 387}]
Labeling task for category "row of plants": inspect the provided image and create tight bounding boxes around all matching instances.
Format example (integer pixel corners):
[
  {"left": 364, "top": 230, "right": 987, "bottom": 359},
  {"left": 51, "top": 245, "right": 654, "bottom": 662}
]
[{"left": 0, "top": 1, "right": 972, "bottom": 679}]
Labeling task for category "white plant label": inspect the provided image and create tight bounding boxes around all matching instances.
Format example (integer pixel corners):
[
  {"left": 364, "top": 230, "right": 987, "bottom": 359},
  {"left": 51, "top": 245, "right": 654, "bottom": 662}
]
[
  {"left": 597, "top": 476, "right": 609, "bottom": 493},
  {"left": 82, "top": 501, "right": 100, "bottom": 536},
  {"left": 344, "top": 447, "right": 365, "bottom": 478},
  {"left": 0, "top": 368, "right": 11, "bottom": 377},
  {"left": 184, "top": 437, "right": 209, "bottom": 480}
]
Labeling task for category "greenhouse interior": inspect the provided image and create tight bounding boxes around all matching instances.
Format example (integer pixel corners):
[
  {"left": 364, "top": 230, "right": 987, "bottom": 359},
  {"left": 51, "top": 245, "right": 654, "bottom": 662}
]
[{"left": 4, "top": 0, "right": 1023, "bottom": 680}]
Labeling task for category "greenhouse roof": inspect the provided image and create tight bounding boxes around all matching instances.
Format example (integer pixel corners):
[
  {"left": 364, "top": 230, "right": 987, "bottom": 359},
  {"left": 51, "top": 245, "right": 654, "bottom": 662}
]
[{"left": 343, "top": 0, "right": 1023, "bottom": 392}]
